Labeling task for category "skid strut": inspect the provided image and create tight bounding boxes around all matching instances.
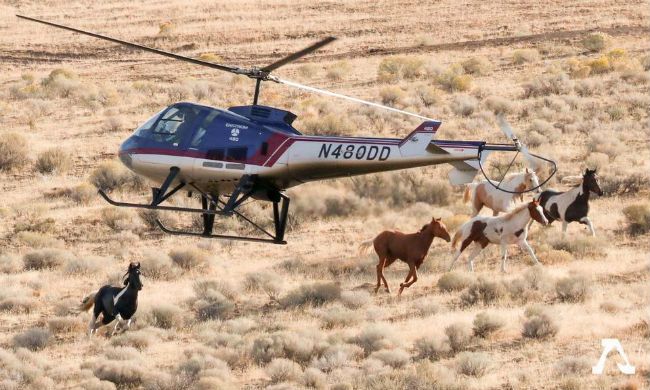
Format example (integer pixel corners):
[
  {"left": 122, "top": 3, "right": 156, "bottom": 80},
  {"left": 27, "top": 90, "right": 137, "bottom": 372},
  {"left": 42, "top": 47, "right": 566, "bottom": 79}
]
[{"left": 98, "top": 168, "right": 290, "bottom": 243}]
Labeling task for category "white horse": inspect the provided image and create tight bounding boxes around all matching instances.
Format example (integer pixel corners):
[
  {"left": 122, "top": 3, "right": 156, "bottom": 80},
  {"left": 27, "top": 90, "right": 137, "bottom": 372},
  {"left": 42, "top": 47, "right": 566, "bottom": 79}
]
[
  {"left": 450, "top": 199, "right": 548, "bottom": 272},
  {"left": 464, "top": 169, "right": 541, "bottom": 216}
]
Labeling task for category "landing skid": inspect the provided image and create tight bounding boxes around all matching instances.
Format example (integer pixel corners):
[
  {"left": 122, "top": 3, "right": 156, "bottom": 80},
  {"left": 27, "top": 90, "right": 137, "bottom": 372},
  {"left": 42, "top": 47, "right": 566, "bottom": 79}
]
[{"left": 98, "top": 167, "right": 290, "bottom": 244}]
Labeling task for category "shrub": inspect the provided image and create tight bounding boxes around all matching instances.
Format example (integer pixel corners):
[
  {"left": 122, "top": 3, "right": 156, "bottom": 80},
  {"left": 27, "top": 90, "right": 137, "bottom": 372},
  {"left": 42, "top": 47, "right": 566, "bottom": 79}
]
[
  {"left": 369, "top": 348, "right": 411, "bottom": 369},
  {"left": 0, "top": 254, "right": 22, "bottom": 273},
  {"left": 379, "top": 86, "right": 406, "bottom": 105},
  {"left": 340, "top": 290, "right": 370, "bottom": 309},
  {"left": 320, "top": 306, "right": 361, "bottom": 329},
  {"left": 169, "top": 248, "right": 210, "bottom": 270},
  {"left": 512, "top": 49, "right": 540, "bottom": 65},
  {"left": 101, "top": 208, "right": 133, "bottom": 231},
  {"left": 413, "top": 336, "right": 450, "bottom": 361},
  {"left": 555, "top": 275, "right": 590, "bottom": 303},
  {"left": 0, "top": 297, "right": 36, "bottom": 313},
  {"left": 437, "top": 64, "right": 472, "bottom": 92},
  {"left": 444, "top": 322, "right": 472, "bottom": 353},
  {"left": 450, "top": 94, "right": 478, "bottom": 117},
  {"left": 103, "top": 116, "right": 124, "bottom": 132},
  {"left": 252, "top": 331, "right": 322, "bottom": 364},
  {"left": 472, "top": 312, "right": 505, "bottom": 338},
  {"left": 484, "top": 95, "right": 514, "bottom": 114},
  {"left": 522, "top": 72, "right": 573, "bottom": 98},
  {"left": 302, "top": 367, "right": 327, "bottom": 389},
  {"left": 194, "top": 290, "right": 235, "bottom": 321},
  {"left": 0, "top": 132, "right": 29, "bottom": 171},
  {"left": 110, "top": 330, "right": 155, "bottom": 350},
  {"left": 438, "top": 272, "right": 474, "bottom": 292},
  {"left": 301, "top": 113, "right": 355, "bottom": 136},
  {"left": 460, "top": 277, "right": 505, "bottom": 306},
  {"left": 555, "top": 356, "right": 591, "bottom": 376},
  {"left": 148, "top": 303, "right": 184, "bottom": 329},
  {"left": 622, "top": 203, "right": 650, "bottom": 235},
  {"left": 16, "top": 231, "right": 63, "bottom": 249},
  {"left": 581, "top": 33, "right": 610, "bottom": 52},
  {"left": 549, "top": 236, "right": 604, "bottom": 258},
  {"left": 352, "top": 324, "right": 395, "bottom": 355},
  {"left": 13, "top": 328, "right": 51, "bottom": 351},
  {"left": 64, "top": 256, "right": 105, "bottom": 275},
  {"left": 326, "top": 61, "right": 351, "bottom": 81},
  {"left": 41, "top": 68, "right": 81, "bottom": 98},
  {"left": 461, "top": 56, "right": 492, "bottom": 75},
  {"left": 35, "top": 148, "right": 71, "bottom": 175},
  {"left": 413, "top": 84, "right": 440, "bottom": 107},
  {"left": 158, "top": 21, "right": 175, "bottom": 35},
  {"left": 93, "top": 361, "right": 146, "bottom": 387},
  {"left": 90, "top": 161, "right": 145, "bottom": 192},
  {"left": 244, "top": 271, "right": 283, "bottom": 299},
  {"left": 456, "top": 352, "right": 489, "bottom": 377},
  {"left": 23, "top": 248, "right": 74, "bottom": 270},
  {"left": 377, "top": 56, "right": 425, "bottom": 83},
  {"left": 587, "top": 56, "right": 611, "bottom": 74},
  {"left": 69, "top": 183, "right": 97, "bottom": 204},
  {"left": 266, "top": 358, "right": 302, "bottom": 384},
  {"left": 141, "top": 251, "right": 178, "bottom": 280},
  {"left": 280, "top": 282, "right": 340, "bottom": 308},
  {"left": 48, "top": 316, "right": 84, "bottom": 334},
  {"left": 522, "top": 313, "right": 558, "bottom": 339}
]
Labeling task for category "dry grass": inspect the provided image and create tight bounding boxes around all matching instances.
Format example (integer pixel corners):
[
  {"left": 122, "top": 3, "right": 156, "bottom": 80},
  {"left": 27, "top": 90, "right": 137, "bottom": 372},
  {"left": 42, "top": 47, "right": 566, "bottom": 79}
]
[
  {"left": 35, "top": 147, "right": 72, "bottom": 175},
  {"left": 13, "top": 328, "right": 52, "bottom": 351},
  {"left": 1, "top": 2, "right": 649, "bottom": 389}
]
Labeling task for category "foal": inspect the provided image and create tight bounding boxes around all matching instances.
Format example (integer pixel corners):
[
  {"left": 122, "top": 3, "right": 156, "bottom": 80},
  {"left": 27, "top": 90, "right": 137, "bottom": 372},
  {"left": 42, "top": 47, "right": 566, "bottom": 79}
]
[
  {"left": 450, "top": 200, "right": 548, "bottom": 272},
  {"left": 359, "top": 217, "right": 451, "bottom": 296},
  {"left": 80, "top": 262, "right": 143, "bottom": 336},
  {"left": 534, "top": 169, "right": 603, "bottom": 237},
  {"left": 464, "top": 169, "right": 540, "bottom": 216}
]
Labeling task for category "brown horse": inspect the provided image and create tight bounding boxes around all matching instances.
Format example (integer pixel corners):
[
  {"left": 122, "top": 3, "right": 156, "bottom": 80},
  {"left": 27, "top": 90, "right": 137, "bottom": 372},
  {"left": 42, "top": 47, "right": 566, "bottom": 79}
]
[{"left": 359, "top": 217, "right": 451, "bottom": 296}]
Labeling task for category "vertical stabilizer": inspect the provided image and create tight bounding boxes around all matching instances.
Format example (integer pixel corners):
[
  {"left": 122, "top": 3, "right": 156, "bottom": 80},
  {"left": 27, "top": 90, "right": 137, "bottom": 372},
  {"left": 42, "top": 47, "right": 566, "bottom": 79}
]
[{"left": 398, "top": 121, "right": 441, "bottom": 157}]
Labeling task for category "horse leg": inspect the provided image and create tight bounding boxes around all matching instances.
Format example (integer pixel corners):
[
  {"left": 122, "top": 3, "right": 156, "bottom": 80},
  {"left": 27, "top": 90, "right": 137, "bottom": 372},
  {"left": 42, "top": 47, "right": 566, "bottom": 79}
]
[
  {"left": 472, "top": 198, "right": 483, "bottom": 217},
  {"left": 88, "top": 313, "right": 97, "bottom": 337},
  {"left": 580, "top": 217, "right": 595, "bottom": 236},
  {"left": 375, "top": 257, "right": 387, "bottom": 294},
  {"left": 466, "top": 244, "right": 483, "bottom": 272},
  {"left": 561, "top": 221, "right": 568, "bottom": 237},
  {"left": 492, "top": 209, "right": 499, "bottom": 217},
  {"left": 449, "top": 250, "right": 463, "bottom": 272},
  {"left": 381, "top": 262, "right": 391, "bottom": 293},
  {"left": 112, "top": 314, "right": 123, "bottom": 336},
  {"left": 399, "top": 263, "right": 416, "bottom": 296},
  {"left": 520, "top": 240, "right": 541, "bottom": 265},
  {"left": 500, "top": 243, "right": 509, "bottom": 273}
]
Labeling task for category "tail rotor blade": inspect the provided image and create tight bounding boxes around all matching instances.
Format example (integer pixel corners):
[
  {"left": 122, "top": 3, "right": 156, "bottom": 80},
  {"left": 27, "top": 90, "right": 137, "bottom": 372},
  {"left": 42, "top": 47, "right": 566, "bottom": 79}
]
[{"left": 496, "top": 114, "right": 538, "bottom": 171}]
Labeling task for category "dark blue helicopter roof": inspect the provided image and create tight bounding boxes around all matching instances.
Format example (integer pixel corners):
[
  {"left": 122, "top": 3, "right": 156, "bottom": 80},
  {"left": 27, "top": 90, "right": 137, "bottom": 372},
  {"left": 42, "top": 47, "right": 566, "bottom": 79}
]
[{"left": 228, "top": 105, "right": 302, "bottom": 135}]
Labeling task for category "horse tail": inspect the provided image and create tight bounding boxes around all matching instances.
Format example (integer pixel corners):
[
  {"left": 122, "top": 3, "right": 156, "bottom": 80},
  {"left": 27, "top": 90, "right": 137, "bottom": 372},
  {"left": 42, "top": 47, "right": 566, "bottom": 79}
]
[
  {"left": 463, "top": 184, "right": 475, "bottom": 204},
  {"left": 451, "top": 229, "right": 463, "bottom": 249},
  {"left": 358, "top": 239, "right": 374, "bottom": 256},
  {"left": 79, "top": 293, "right": 96, "bottom": 312}
]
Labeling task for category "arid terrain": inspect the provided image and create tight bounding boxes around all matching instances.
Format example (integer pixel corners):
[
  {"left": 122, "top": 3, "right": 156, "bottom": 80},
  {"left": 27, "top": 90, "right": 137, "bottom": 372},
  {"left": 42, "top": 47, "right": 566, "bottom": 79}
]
[{"left": 1, "top": 1, "right": 649, "bottom": 389}]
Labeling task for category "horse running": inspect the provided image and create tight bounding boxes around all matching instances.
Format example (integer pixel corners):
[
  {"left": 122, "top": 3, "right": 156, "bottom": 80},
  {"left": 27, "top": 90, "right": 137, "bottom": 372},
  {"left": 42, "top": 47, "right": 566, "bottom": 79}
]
[
  {"left": 464, "top": 169, "right": 541, "bottom": 216},
  {"left": 359, "top": 217, "right": 451, "bottom": 296},
  {"left": 80, "top": 262, "right": 143, "bottom": 336},
  {"left": 533, "top": 169, "right": 603, "bottom": 237},
  {"left": 450, "top": 200, "right": 548, "bottom": 272}
]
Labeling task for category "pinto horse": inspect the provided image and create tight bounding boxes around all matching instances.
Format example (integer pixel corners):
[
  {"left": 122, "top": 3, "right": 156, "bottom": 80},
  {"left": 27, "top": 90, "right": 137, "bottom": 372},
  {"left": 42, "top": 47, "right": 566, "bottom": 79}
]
[
  {"left": 450, "top": 200, "right": 548, "bottom": 272},
  {"left": 359, "top": 217, "right": 451, "bottom": 296},
  {"left": 80, "top": 262, "right": 142, "bottom": 336},
  {"left": 464, "top": 169, "right": 541, "bottom": 216},
  {"left": 533, "top": 169, "right": 603, "bottom": 237}
]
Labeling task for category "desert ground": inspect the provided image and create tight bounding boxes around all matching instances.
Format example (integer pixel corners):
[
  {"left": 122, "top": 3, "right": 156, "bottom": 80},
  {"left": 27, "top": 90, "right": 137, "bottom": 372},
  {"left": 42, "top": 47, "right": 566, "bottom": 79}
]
[{"left": 1, "top": 1, "right": 649, "bottom": 389}]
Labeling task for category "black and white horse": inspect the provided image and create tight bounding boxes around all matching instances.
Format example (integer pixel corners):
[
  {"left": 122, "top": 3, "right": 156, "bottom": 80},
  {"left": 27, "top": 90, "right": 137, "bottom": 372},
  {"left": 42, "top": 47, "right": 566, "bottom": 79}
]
[
  {"left": 533, "top": 169, "right": 603, "bottom": 237},
  {"left": 80, "top": 262, "right": 143, "bottom": 336}
]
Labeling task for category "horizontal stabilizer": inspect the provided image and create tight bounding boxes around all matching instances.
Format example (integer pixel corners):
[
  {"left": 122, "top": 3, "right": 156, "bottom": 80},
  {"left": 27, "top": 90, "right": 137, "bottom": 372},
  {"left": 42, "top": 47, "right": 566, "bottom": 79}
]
[{"left": 427, "top": 142, "right": 488, "bottom": 185}]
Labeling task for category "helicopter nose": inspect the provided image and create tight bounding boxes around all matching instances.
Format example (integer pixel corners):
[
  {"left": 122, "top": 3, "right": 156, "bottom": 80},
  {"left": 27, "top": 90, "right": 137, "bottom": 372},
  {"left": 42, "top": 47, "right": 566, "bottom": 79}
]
[{"left": 118, "top": 137, "right": 137, "bottom": 169}]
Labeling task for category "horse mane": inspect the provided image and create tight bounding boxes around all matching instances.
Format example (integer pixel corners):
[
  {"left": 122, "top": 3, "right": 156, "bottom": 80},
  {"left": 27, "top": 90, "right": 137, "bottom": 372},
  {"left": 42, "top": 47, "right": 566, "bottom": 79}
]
[{"left": 502, "top": 203, "right": 531, "bottom": 221}]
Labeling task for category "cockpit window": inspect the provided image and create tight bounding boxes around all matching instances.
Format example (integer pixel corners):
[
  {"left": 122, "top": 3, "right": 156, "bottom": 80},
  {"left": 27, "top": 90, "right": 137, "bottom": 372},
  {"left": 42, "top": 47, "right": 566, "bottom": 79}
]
[
  {"left": 134, "top": 105, "right": 202, "bottom": 147},
  {"left": 191, "top": 110, "right": 220, "bottom": 148}
]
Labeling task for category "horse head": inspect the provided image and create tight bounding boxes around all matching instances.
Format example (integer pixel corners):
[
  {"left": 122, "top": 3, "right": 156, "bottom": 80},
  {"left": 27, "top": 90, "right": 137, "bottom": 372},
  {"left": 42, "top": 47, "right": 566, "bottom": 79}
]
[
  {"left": 527, "top": 199, "right": 548, "bottom": 225},
  {"left": 583, "top": 168, "right": 603, "bottom": 196},
  {"left": 525, "top": 168, "right": 541, "bottom": 193},
  {"left": 124, "top": 262, "right": 143, "bottom": 290},
  {"left": 429, "top": 217, "right": 451, "bottom": 242}
]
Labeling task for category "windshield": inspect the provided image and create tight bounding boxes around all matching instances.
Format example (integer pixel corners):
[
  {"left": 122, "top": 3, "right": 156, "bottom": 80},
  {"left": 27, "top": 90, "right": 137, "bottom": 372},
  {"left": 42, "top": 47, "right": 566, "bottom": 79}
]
[{"left": 134, "top": 105, "right": 202, "bottom": 147}]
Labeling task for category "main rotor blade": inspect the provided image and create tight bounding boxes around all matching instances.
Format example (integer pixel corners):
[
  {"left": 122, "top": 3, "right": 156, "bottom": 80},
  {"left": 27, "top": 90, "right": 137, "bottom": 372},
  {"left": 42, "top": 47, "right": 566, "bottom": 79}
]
[
  {"left": 261, "top": 36, "right": 336, "bottom": 72},
  {"left": 16, "top": 14, "right": 244, "bottom": 74},
  {"left": 276, "top": 77, "right": 436, "bottom": 121}
]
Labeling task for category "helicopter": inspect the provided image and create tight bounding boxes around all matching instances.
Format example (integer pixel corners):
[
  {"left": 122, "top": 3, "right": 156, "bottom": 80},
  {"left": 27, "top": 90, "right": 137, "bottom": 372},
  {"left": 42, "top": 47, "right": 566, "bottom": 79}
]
[{"left": 16, "top": 15, "right": 556, "bottom": 245}]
